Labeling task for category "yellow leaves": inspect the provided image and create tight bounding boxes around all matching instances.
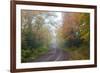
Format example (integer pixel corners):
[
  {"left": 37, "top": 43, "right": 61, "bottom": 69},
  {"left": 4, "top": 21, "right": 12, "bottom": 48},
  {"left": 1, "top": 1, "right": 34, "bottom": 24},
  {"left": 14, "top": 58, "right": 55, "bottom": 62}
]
[{"left": 81, "top": 32, "right": 90, "bottom": 41}]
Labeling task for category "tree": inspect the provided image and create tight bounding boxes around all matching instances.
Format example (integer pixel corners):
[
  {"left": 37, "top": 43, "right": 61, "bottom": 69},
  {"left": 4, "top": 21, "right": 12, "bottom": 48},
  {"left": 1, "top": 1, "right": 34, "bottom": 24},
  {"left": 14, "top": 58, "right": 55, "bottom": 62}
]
[{"left": 57, "top": 12, "right": 90, "bottom": 48}]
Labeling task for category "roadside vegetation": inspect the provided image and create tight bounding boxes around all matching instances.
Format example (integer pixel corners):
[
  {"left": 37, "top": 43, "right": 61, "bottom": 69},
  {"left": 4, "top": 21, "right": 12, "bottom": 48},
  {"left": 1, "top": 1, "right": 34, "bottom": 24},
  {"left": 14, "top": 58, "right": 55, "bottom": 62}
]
[{"left": 57, "top": 13, "right": 90, "bottom": 60}]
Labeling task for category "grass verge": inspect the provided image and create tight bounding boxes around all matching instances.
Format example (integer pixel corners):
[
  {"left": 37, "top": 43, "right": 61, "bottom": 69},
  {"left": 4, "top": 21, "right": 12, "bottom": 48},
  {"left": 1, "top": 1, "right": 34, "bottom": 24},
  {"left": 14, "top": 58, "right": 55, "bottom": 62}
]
[
  {"left": 21, "top": 47, "right": 49, "bottom": 62},
  {"left": 63, "top": 46, "right": 90, "bottom": 60}
]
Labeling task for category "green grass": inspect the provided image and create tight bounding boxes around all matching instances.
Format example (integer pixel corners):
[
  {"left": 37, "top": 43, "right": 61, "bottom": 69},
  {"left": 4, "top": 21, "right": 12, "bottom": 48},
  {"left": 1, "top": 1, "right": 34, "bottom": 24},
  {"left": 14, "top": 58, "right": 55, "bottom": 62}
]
[
  {"left": 21, "top": 47, "right": 49, "bottom": 62},
  {"left": 63, "top": 46, "right": 90, "bottom": 60}
]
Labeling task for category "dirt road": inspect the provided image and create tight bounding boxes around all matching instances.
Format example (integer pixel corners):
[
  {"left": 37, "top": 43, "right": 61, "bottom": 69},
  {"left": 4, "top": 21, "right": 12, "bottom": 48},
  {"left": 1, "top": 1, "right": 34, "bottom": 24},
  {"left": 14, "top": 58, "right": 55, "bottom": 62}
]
[{"left": 33, "top": 45, "right": 70, "bottom": 62}]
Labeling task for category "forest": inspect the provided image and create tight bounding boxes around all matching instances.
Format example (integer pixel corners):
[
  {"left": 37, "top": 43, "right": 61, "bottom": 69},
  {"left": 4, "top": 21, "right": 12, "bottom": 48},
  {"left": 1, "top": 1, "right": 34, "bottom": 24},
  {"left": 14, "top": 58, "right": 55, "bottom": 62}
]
[{"left": 21, "top": 10, "right": 90, "bottom": 62}]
